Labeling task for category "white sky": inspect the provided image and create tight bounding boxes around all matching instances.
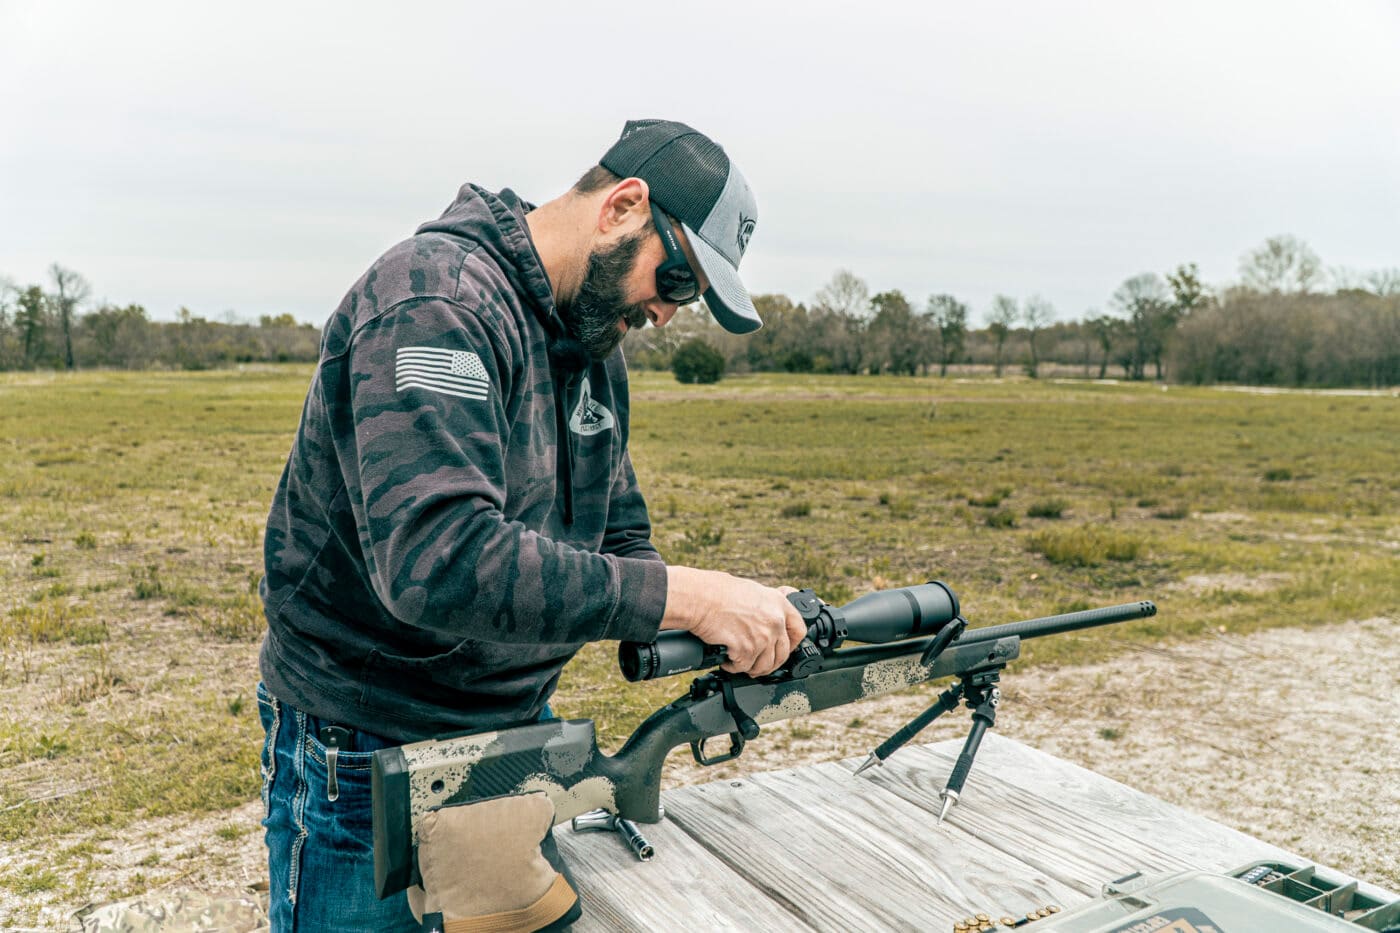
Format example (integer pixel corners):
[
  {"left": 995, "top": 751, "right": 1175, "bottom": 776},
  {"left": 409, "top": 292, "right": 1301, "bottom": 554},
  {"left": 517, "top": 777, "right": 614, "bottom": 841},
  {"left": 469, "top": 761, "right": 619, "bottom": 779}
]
[{"left": 2, "top": 0, "right": 1398, "bottom": 325}]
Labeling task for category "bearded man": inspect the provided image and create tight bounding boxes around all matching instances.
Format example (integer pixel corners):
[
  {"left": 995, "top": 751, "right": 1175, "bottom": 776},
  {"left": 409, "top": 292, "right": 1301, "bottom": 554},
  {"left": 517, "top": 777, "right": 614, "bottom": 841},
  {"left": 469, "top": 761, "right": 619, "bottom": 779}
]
[{"left": 256, "top": 120, "right": 804, "bottom": 930}]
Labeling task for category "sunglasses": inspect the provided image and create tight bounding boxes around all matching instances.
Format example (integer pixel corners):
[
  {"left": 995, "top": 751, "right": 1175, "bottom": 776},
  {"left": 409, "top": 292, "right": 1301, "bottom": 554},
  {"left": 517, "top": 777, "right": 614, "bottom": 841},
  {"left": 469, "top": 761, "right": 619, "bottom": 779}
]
[{"left": 650, "top": 203, "right": 702, "bottom": 304}]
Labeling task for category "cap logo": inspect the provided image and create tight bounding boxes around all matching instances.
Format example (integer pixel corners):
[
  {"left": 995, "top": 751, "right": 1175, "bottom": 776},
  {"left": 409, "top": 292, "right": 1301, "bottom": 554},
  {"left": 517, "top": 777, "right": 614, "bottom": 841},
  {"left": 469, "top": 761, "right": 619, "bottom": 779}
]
[{"left": 736, "top": 213, "right": 756, "bottom": 256}]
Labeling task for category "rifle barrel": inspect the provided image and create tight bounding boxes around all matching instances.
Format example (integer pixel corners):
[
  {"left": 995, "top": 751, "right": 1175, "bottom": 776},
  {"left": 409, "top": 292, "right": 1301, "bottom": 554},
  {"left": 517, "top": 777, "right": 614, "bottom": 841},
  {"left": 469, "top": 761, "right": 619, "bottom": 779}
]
[{"left": 957, "top": 601, "right": 1156, "bottom": 646}]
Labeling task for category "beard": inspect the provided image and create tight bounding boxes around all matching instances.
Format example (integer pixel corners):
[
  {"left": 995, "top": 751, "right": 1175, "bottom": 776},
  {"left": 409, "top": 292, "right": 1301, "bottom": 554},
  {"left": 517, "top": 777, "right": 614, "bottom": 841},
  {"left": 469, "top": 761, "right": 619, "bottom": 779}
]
[{"left": 557, "top": 230, "right": 651, "bottom": 361}]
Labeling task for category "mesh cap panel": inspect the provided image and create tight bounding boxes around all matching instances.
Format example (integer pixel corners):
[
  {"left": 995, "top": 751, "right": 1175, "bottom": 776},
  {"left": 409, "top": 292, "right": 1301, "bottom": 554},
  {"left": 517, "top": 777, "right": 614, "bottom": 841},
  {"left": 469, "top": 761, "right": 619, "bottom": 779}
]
[{"left": 600, "top": 120, "right": 730, "bottom": 230}]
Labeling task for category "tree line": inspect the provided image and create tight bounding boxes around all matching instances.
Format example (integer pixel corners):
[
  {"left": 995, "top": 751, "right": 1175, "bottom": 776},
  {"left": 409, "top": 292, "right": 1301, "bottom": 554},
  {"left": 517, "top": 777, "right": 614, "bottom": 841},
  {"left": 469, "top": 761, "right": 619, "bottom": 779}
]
[
  {"left": 626, "top": 235, "right": 1399, "bottom": 388},
  {"left": 4, "top": 235, "right": 1397, "bottom": 387},
  {"left": 0, "top": 265, "right": 320, "bottom": 371}
]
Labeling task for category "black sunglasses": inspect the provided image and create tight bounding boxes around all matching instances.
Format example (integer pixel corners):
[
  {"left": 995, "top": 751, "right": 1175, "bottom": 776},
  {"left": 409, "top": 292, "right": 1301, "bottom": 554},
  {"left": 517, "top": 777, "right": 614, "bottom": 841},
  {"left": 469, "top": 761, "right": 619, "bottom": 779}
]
[{"left": 650, "top": 203, "right": 702, "bottom": 304}]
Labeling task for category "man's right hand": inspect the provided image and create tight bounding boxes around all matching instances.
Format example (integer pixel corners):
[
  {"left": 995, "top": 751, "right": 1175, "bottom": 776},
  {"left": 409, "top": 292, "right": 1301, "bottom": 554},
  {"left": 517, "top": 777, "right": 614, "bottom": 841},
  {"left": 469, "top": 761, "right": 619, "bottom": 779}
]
[{"left": 659, "top": 566, "right": 808, "bottom": 677}]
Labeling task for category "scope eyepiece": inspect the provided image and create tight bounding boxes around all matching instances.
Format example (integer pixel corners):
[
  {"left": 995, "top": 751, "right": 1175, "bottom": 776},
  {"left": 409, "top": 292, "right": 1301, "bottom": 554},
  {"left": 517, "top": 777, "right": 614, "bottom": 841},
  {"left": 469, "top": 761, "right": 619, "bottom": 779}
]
[{"left": 617, "top": 581, "right": 960, "bottom": 682}]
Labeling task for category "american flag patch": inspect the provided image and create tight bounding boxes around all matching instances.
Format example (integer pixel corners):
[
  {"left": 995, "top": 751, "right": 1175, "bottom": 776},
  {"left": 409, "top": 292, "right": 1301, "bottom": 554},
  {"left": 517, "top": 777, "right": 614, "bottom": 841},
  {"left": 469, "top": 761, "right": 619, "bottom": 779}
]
[{"left": 395, "top": 347, "right": 490, "bottom": 401}]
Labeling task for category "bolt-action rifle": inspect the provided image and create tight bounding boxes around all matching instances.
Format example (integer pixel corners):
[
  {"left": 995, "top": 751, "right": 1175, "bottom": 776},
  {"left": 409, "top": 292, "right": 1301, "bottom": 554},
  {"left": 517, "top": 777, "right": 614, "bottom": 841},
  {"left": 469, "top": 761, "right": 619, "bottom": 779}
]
[{"left": 371, "top": 582, "right": 1156, "bottom": 897}]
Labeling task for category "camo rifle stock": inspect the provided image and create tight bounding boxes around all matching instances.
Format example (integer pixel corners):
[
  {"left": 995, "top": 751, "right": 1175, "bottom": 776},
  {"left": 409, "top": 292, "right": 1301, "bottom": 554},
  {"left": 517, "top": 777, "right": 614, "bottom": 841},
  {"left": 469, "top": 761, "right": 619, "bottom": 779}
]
[{"left": 371, "top": 585, "right": 1156, "bottom": 897}]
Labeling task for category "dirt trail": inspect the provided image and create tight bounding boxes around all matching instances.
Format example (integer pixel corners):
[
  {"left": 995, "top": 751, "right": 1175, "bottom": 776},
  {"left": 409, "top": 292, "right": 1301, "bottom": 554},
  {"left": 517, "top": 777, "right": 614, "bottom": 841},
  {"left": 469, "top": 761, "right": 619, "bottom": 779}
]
[{"left": 13, "top": 616, "right": 1398, "bottom": 929}]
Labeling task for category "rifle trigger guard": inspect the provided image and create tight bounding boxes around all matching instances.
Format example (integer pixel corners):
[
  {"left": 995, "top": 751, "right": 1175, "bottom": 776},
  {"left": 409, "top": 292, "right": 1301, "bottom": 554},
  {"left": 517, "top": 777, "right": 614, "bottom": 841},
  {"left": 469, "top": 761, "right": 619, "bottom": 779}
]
[{"left": 690, "top": 731, "right": 746, "bottom": 766}]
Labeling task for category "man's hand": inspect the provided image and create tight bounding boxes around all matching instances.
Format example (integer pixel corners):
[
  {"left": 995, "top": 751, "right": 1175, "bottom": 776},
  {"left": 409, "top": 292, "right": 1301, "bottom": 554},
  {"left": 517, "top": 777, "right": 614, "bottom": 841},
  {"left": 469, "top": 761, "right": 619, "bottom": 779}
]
[{"left": 659, "top": 567, "right": 808, "bottom": 677}]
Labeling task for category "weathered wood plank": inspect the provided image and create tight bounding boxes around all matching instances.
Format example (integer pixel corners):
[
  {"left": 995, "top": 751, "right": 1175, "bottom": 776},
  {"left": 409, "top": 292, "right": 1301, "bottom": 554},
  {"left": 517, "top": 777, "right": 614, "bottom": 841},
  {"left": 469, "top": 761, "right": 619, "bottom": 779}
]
[
  {"left": 663, "top": 762, "right": 1086, "bottom": 929},
  {"left": 844, "top": 735, "right": 1295, "bottom": 891},
  {"left": 557, "top": 734, "right": 1396, "bottom": 930},
  {"left": 872, "top": 735, "right": 1398, "bottom": 903},
  {"left": 869, "top": 736, "right": 1303, "bottom": 869},
  {"left": 556, "top": 813, "right": 813, "bottom": 932}
]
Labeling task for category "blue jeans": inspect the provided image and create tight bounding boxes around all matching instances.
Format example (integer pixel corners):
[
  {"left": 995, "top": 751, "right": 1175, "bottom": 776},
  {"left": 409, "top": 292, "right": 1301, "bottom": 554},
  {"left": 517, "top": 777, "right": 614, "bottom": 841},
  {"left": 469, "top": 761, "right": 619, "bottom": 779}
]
[
  {"left": 258, "top": 681, "right": 419, "bottom": 931},
  {"left": 258, "top": 682, "right": 559, "bottom": 931}
]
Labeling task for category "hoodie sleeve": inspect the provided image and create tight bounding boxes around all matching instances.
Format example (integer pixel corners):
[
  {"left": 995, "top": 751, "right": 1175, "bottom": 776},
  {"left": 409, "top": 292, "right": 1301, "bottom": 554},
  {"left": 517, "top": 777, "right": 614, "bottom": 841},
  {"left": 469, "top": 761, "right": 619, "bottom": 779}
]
[
  {"left": 329, "top": 297, "right": 666, "bottom": 645},
  {"left": 602, "top": 451, "right": 663, "bottom": 562}
]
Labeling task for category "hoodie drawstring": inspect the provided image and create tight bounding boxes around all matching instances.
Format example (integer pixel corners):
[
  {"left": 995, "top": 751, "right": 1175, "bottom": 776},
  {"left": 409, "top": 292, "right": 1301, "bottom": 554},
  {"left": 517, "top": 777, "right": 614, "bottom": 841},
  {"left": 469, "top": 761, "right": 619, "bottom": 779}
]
[{"left": 556, "top": 374, "right": 575, "bottom": 527}]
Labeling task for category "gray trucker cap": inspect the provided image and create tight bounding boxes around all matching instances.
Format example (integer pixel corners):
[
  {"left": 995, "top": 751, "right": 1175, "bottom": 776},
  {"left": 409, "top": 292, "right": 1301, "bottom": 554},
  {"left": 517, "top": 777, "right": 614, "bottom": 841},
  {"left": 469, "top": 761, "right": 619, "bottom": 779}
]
[{"left": 600, "top": 119, "right": 761, "bottom": 334}]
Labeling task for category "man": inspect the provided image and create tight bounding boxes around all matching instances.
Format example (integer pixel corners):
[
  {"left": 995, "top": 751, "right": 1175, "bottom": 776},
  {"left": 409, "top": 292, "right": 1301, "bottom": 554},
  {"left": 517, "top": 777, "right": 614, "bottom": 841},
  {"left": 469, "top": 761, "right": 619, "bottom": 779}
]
[{"left": 257, "top": 120, "right": 805, "bottom": 930}]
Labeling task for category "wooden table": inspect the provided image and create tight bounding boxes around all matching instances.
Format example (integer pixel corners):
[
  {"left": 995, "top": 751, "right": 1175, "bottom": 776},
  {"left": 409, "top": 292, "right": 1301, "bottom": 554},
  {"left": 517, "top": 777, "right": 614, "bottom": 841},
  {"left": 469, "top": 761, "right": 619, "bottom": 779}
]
[{"left": 556, "top": 733, "right": 1393, "bottom": 931}]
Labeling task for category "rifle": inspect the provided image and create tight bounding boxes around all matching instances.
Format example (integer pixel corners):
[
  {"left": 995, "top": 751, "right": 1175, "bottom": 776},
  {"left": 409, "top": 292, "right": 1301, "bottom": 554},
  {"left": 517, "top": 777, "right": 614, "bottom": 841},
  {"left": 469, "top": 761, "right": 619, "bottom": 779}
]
[{"left": 371, "top": 582, "right": 1156, "bottom": 897}]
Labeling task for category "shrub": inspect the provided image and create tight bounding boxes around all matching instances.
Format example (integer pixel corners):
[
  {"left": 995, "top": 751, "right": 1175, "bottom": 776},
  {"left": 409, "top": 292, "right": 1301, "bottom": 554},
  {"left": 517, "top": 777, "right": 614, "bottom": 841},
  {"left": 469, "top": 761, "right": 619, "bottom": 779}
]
[
  {"left": 780, "top": 349, "right": 814, "bottom": 373},
  {"left": 968, "top": 487, "right": 1013, "bottom": 508},
  {"left": 985, "top": 508, "right": 1017, "bottom": 529},
  {"left": 1027, "top": 499, "right": 1067, "bottom": 519},
  {"left": 675, "top": 521, "right": 724, "bottom": 555},
  {"left": 1027, "top": 525, "right": 1144, "bottom": 567},
  {"left": 672, "top": 339, "right": 725, "bottom": 384}
]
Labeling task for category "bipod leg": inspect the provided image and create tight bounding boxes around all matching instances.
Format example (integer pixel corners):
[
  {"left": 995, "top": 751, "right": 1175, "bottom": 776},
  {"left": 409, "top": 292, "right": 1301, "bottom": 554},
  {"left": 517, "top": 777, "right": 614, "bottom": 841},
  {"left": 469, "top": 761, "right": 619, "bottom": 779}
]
[
  {"left": 938, "top": 674, "right": 1001, "bottom": 822},
  {"left": 854, "top": 681, "right": 964, "bottom": 776}
]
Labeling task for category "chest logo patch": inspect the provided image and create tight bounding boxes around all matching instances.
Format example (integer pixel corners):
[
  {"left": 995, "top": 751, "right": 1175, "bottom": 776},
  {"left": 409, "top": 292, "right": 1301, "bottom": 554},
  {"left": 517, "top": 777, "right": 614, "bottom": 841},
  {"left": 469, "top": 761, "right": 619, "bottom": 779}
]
[{"left": 569, "top": 376, "right": 615, "bottom": 436}]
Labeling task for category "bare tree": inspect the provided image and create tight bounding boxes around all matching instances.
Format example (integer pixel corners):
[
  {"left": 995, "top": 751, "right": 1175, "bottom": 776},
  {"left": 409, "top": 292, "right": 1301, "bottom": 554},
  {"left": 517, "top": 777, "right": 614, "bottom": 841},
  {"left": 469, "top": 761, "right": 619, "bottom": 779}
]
[
  {"left": 812, "top": 269, "right": 871, "bottom": 319},
  {"left": 1086, "top": 314, "right": 1128, "bottom": 379},
  {"left": 1367, "top": 268, "right": 1400, "bottom": 297},
  {"left": 1333, "top": 266, "right": 1400, "bottom": 297},
  {"left": 811, "top": 270, "right": 871, "bottom": 373},
  {"left": 1078, "top": 308, "right": 1099, "bottom": 376},
  {"left": 49, "top": 264, "right": 90, "bottom": 370},
  {"left": 987, "top": 294, "right": 1018, "bottom": 377},
  {"left": 1111, "top": 273, "right": 1174, "bottom": 379},
  {"left": 1021, "top": 294, "right": 1055, "bottom": 378},
  {"left": 1239, "top": 235, "right": 1321, "bottom": 294}
]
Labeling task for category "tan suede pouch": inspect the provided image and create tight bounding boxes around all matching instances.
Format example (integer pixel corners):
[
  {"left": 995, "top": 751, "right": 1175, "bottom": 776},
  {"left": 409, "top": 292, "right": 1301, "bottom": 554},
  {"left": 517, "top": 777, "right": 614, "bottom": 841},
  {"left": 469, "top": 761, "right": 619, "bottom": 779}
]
[{"left": 407, "top": 792, "right": 576, "bottom": 932}]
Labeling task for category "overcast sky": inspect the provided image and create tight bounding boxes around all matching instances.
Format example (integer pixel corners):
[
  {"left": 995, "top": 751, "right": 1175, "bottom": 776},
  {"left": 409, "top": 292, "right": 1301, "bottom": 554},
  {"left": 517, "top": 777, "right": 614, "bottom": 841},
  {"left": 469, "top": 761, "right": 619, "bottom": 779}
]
[{"left": 2, "top": 1, "right": 1398, "bottom": 326}]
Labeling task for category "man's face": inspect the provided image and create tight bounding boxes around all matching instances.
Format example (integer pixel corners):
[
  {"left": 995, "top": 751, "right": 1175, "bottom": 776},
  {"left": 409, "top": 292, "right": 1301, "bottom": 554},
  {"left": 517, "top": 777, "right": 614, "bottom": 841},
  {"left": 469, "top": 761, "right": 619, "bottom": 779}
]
[
  {"left": 557, "top": 229, "right": 652, "bottom": 361},
  {"left": 557, "top": 204, "right": 711, "bottom": 361}
]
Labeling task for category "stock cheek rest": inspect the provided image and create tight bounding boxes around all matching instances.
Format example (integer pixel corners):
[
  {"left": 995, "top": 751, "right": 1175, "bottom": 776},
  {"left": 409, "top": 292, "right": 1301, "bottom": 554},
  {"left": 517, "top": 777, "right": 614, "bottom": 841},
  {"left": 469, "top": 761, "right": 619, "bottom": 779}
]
[{"left": 406, "top": 791, "right": 581, "bottom": 932}]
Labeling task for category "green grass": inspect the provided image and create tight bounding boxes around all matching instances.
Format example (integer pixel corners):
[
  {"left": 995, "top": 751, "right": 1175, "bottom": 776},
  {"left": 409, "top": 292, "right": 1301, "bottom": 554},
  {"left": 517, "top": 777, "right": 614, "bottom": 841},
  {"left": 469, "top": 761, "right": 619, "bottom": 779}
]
[
  {"left": 0, "top": 367, "right": 1397, "bottom": 915},
  {"left": 1026, "top": 525, "right": 1145, "bottom": 566},
  {"left": 1027, "top": 498, "right": 1068, "bottom": 519}
]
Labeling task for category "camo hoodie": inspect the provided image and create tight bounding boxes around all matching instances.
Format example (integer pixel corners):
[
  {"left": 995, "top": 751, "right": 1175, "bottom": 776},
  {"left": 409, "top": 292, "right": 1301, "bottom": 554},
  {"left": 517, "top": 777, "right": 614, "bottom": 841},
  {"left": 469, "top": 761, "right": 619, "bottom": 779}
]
[{"left": 259, "top": 184, "right": 668, "bottom": 742}]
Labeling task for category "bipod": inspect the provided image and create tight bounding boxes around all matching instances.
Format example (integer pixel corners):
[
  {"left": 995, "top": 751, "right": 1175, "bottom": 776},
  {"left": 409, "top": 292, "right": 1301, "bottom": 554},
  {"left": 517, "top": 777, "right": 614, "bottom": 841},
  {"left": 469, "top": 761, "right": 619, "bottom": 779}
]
[
  {"left": 855, "top": 667, "right": 1003, "bottom": 824},
  {"left": 937, "top": 669, "right": 1001, "bottom": 822}
]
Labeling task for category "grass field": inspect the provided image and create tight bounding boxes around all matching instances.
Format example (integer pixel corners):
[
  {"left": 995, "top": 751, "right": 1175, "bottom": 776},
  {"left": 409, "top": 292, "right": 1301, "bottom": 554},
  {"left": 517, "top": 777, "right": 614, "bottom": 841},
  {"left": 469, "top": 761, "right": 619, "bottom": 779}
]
[{"left": 0, "top": 367, "right": 1396, "bottom": 923}]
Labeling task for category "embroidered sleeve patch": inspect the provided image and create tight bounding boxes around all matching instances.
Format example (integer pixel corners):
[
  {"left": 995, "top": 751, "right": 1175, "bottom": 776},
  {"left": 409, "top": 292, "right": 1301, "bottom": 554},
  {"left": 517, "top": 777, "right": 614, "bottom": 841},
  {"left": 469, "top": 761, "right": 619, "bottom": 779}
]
[{"left": 395, "top": 347, "right": 490, "bottom": 401}]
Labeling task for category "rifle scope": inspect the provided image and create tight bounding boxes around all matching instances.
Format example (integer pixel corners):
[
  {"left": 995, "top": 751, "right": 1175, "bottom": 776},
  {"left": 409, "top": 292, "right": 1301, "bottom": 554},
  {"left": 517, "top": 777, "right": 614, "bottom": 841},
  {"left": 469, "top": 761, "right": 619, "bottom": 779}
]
[{"left": 619, "top": 581, "right": 960, "bottom": 682}]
